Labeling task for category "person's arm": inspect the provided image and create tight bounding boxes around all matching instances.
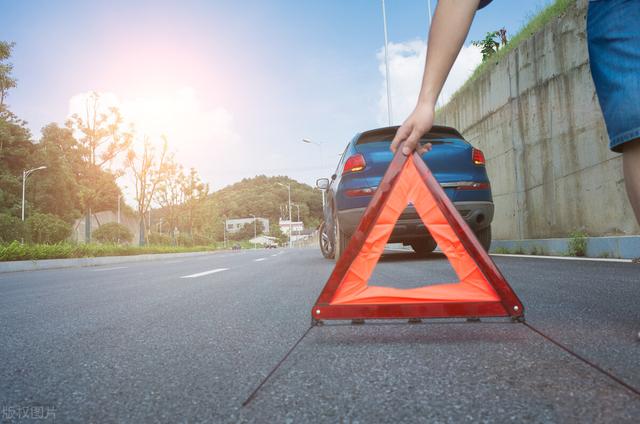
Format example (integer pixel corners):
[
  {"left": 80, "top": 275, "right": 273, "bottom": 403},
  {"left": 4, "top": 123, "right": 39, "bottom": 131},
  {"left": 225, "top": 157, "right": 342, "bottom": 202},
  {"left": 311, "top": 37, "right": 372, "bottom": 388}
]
[{"left": 390, "top": 0, "right": 480, "bottom": 155}]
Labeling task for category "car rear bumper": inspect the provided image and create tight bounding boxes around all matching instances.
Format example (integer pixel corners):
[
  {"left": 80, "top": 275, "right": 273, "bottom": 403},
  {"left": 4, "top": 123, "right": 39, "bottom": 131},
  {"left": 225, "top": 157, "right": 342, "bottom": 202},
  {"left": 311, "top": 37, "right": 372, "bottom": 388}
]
[{"left": 337, "top": 201, "right": 494, "bottom": 243}]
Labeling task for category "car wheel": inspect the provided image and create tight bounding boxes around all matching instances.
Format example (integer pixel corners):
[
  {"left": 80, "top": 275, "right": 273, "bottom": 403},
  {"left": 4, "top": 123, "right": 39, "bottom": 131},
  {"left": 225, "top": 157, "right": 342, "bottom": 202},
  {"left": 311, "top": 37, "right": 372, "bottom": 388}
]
[
  {"left": 475, "top": 225, "right": 492, "bottom": 251},
  {"left": 410, "top": 239, "right": 437, "bottom": 256},
  {"left": 333, "top": 212, "right": 350, "bottom": 262},
  {"left": 319, "top": 221, "right": 334, "bottom": 259}
]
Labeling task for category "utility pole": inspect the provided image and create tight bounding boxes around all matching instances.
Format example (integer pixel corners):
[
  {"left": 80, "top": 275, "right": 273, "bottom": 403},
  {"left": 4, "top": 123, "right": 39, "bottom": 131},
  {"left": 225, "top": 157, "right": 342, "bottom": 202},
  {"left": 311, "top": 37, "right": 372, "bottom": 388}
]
[
  {"left": 223, "top": 216, "right": 227, "bottom": 248},
  {"left": 21, "top": 166, "right": 47, "bottom": 221},
  {"left": 381, "top": 0, "right": 393, "bottom": 125},
  {"left": 277, "top": 182, "right": 292, "bottom": 248},
  {"left": 250, "top": 214, "right": 257, "bottom": 249},
  {"left": 302, "top": 138, "right": 327, "bottom": 208},
  {"left": 117, "top": 194, "right": 122, "bottom": 224}
]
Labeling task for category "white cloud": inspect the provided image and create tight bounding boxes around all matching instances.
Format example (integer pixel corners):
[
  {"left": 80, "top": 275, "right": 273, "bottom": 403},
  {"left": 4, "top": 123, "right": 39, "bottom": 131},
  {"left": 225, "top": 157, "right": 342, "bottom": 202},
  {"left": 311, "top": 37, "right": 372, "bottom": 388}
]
[
  {"left": 68, "top": 88, "right": 243, "bottom": 191},
  {"left": 376, "top": 40, "right": 482, "bottom": 126}
]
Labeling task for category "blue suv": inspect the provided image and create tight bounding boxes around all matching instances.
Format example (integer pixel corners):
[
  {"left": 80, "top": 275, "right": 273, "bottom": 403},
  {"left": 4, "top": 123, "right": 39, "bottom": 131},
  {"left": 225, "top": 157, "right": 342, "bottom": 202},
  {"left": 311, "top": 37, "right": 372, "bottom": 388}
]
[{"left": 317, "top": 125, "right": 494, "bottom": 260}]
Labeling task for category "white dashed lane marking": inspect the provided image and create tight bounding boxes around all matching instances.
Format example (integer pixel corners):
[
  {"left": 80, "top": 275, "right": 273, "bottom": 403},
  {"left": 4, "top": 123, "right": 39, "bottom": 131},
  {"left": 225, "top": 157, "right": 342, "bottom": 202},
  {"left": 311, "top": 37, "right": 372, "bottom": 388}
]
[
  {"left": 91, "top": 266, "right": 128, "bottom": 272},
  {"left": 180, "top": 268, "right": 229, "bottom": 279},
  {"left": 254, "top": 258, "right": 267, "bottom": 262}
]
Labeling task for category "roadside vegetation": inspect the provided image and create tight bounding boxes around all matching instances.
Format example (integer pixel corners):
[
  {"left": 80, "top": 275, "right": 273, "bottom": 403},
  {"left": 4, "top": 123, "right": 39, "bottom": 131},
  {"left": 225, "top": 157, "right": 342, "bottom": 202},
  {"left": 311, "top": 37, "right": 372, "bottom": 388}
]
[
  {"left": 449, "top": 0, "right": 574, "bottom": 102},
  {"left": 0, "top": 41, "right": 321, "bottom": 260},
  {"left": 0, "top": 241, "right": 226, "bottom": 262}
]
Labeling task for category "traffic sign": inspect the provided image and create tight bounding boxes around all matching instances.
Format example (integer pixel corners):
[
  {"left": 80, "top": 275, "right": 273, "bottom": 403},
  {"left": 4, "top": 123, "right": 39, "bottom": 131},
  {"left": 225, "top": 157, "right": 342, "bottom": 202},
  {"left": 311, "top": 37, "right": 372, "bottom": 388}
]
[{"left": 312, "top": 149, "right": 524, "bottom": 322}]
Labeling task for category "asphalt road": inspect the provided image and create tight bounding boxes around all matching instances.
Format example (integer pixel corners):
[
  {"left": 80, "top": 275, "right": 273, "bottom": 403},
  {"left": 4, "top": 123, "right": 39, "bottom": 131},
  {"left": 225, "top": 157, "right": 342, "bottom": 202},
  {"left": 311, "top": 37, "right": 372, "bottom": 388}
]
[{"left": 1, "top": 248, "right": 639, "bottom": 423}]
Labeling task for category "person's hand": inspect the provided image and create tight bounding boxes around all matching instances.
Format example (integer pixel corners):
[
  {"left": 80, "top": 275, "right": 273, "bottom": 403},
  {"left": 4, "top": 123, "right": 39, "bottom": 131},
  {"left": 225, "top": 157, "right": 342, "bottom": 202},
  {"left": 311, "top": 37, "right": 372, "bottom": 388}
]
[{"left": 390, "top": 102, "right": 435, "bottom": 156}]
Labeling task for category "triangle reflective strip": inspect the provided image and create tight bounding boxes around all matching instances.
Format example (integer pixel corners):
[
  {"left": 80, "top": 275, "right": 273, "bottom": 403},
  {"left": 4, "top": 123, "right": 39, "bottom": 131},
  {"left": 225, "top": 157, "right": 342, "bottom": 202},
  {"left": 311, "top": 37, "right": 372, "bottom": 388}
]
[{"left": 312, "top": 151, "right": 523, "bottom": 321}]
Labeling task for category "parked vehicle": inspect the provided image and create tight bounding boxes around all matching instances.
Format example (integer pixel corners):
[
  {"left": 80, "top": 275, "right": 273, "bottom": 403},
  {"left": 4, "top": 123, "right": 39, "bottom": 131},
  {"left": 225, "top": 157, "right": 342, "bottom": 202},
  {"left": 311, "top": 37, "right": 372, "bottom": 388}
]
[{"left": 318, "top": 125, "right": 494, "bottom": 260}]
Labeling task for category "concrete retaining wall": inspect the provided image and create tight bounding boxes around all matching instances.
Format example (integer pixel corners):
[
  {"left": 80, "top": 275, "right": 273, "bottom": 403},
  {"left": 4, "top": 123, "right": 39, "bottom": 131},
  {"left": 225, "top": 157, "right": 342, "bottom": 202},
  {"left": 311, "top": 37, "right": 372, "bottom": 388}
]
[{"left": 436, "top": 0, "right": 639, "bottom": 240}]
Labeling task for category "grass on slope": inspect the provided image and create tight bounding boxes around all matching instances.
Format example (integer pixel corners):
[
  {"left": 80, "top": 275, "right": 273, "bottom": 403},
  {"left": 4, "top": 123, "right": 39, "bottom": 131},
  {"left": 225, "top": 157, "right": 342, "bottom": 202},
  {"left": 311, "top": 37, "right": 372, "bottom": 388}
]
[{"left": 448, "top": 0, "right": 574, "bottom": 102}]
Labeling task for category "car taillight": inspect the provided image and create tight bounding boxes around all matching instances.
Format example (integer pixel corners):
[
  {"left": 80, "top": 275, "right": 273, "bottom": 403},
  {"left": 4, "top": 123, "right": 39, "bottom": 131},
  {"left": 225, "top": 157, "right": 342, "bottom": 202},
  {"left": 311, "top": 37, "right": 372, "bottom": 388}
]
[
  {"left": 343, "top": 153, "right": 366, "bottom": 174},
  {"left": 456, "top": 182, "right": 490, "bottom": 191},
  {"left": 345, "top": 186, "right": 377, "bottom": 197},
  {"left": 472, "top": 148, "right": 485, "bottom": 165}
]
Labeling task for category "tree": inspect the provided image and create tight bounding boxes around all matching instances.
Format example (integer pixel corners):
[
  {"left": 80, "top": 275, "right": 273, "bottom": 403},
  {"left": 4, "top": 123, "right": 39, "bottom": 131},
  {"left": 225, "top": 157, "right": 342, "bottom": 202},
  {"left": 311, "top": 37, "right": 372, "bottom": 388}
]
[
  {"left": 472, "top": 31, "right": 501, "bottom": 62},
  {"left": 66, "top": 92, "right": 132, "bottom": 242},
  {"left": 93, "top": 222, "right": 133, "bottom": 244},
  {"left": 126, "top": 135, "right": 168, "bottom": 246},
  {"left": 0, "top": 41, "right": 17, "bottom": 110},
  {"left": 0, "top": 55, "right": 33, "bottom": 218},
  {"left": 0, "top": 213, "right": 24, "bottom": 243},
  {"left": 25, "top": 212, "right": 71, "bottom": 244},
  {"left": 154, "top": 154, "right": 185, "bottom": 240},
  {"left": 180, "top": 167, "right": 209, "bottom": 236},
  {"left": 28, "top": 124, "right": 83, "bottom": 222}
]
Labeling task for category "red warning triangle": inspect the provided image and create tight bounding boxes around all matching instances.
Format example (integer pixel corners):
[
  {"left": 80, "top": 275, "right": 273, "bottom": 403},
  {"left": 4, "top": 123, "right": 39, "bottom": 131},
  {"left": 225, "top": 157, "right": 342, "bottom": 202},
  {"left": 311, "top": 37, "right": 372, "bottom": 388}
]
[{"left": 312, "top": 150, "right": 524, "bottom": 322}]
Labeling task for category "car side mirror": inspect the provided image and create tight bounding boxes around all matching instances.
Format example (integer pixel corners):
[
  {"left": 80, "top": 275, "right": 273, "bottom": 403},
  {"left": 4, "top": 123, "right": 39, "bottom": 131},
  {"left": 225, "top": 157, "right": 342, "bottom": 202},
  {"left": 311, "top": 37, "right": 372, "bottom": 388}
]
[
  {"left": 331, "top": 174, "right": 337, "bottom": 180},
  {"left": 316, "top": 178, "right": 330, "bottom": 190}
]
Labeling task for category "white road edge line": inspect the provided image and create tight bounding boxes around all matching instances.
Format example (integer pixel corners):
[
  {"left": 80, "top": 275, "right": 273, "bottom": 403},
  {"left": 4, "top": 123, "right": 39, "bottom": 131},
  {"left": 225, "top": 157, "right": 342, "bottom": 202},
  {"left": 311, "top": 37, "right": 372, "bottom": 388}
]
[
  {"left": 271, "top": 254, "right": 278, "bottom": 257},
  {"left": 91, "top": 266, "right": 128, "bottom": 272},
  {"left": 491, "top": 253, "right": 632, "bottom": 263},
  {"left": 180, "top": 268, "right": 229, "bottom": 279},
  {"left": 384, "top": 247, "right": 633, "bottom": 263},
  {"left": 254, "top": 258, "right": 267, "bottom": 262}
]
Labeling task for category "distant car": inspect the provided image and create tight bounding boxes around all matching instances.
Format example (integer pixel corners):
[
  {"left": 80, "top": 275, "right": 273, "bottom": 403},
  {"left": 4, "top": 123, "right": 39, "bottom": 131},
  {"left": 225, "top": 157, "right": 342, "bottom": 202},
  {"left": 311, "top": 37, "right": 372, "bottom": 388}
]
[
  {"left": 318, "top": 125, "right": 494, "bottom": 260},
  {"left": 232, "top": 243, "right": 241, "bottom": 250},
  {"left": 266, "top": 244, "right": 278, "bottom": 249}
]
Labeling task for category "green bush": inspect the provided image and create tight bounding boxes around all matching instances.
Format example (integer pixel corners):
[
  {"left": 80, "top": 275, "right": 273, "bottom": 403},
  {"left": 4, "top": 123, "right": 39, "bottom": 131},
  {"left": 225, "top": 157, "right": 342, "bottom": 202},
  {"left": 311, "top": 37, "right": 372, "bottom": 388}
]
[
  {"left": 568, "top": 230, "right": 588, "bottom": 257},
  {"left": 148, "top": 232, "right": 173, "bottom": 245},
  {"left": 177, "top": 233, "right": 193, "bottom": 246},
  {"left": 25, "top": 213, "right": 71, "bottom": 244},
  {"left": 0, "top": 213, "right": 24, "bottom": 243},
  {"left": 192, "top": 232, "right": 213, "bottom": 246},
  {"left": 93, "top": 222, "right": 133, "bottom": 244}
]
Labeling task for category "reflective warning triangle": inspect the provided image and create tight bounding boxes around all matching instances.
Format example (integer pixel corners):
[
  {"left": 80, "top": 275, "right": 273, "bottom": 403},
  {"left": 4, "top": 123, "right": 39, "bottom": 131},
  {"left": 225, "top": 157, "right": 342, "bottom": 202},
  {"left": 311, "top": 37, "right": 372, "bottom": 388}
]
[{"left": 312, "top": 150, "right": 524, "bottom": 322}]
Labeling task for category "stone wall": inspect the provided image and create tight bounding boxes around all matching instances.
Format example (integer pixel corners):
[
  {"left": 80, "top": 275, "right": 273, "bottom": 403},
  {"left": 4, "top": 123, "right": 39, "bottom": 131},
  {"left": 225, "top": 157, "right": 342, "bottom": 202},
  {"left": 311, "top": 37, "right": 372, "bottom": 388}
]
[{"left": 436, "top": 0, "right": 639, "bottom": 239}]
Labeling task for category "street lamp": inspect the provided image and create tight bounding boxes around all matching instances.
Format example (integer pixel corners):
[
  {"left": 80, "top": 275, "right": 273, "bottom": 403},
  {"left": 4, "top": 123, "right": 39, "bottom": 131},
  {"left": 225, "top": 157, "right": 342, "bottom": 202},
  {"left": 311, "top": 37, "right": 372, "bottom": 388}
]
[
  {"left": 381, "top": 0, "right": 393, "bottom": 125},
  {"left": 249, "top": 214, "right": 257, "bottom": 249},
  {"left": 292, "top": 204, "right": 302, "bottom": 244},
  {"left": 302, "top": 138, "right": 326, "bottom": 208},
  {"left": 223, "top": 215, "right": 228, "bottom": 248},
  {"left": 117, "top": 194, "right": 122, "bottom": 224},
  {"left": 21, "top": 166, "right": 47, "bottom": 221},
  {"left": 276, "top": 182, "right": 293, "bottom": 248}
]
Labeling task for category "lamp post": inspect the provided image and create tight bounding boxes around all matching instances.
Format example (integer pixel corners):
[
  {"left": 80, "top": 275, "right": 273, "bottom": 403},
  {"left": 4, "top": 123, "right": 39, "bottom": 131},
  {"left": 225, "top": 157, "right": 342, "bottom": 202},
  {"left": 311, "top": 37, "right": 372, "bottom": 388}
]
[
  {"left": 223, "top": 215, "right": 228, "bottom": 248},
  {"left": 292, "top": 204, "right": 301, "bottom": 244},
  {"left": 249, "top": 214, "right": 257, "bottom": 249},
  {"left": 277, "top": 182, "right": 292, "bottom": 248},
  {"left": 21, "top": 166, "right": 47, "bottom": 221},
  {"left": 302, "top": 138, "right": 326, "bottom": 208},
  {"left": 117, "top": 194, "right": 122, "bottom": 224},
  {"left": 381, "top": 0, "right": 393, "bottom": 125}
]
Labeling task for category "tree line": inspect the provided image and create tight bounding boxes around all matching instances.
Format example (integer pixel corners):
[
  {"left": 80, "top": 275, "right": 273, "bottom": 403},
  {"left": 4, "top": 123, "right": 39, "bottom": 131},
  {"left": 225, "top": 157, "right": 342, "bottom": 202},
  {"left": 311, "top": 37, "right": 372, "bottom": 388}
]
[{"left": 0, "top": 41, "right": 323, "bottom": 246}]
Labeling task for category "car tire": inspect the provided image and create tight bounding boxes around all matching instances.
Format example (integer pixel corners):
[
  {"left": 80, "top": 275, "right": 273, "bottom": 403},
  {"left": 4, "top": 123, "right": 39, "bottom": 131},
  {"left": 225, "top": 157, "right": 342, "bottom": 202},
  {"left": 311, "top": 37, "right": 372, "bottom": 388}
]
[
  {"left": 475, "top": 225, "right": 492, "bottom": 251},
  {"left": 319, "top": 221, "right": 335, "bottom": 259},
  {"left": 411, "top": 239, "right": 437, "bottom": 256},
  {"left": 333, "top": 212, "right": 350, "bottom": 262}
]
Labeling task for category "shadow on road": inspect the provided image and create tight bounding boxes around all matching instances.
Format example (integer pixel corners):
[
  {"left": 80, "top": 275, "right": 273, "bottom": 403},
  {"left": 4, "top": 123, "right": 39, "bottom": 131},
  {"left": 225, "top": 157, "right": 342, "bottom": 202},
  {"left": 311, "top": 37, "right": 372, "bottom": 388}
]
[{"left": 379, "top": 251, "right": 446, "bottom": 263}]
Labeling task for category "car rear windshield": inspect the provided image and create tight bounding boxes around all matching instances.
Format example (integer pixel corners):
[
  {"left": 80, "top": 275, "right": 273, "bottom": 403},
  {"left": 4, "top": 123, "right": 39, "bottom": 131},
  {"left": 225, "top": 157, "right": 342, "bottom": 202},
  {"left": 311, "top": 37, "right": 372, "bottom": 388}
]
[{"left": 355, "top": 127, "right": 466, "bottom": 146}]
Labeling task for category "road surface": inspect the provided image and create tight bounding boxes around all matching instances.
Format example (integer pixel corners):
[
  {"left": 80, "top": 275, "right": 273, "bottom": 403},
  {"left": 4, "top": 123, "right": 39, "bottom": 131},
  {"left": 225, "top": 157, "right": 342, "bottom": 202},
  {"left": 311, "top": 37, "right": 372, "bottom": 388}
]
[{"left": 1, "top": 248, "right": 639, "bottom": 423}]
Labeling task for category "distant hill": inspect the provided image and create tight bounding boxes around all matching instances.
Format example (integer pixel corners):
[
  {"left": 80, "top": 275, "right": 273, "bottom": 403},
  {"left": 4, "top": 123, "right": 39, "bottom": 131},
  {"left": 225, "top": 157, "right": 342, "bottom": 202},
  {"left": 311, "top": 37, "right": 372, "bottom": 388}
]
[{"left": 208, "top": 175, "right": 323, "bottom": 230}]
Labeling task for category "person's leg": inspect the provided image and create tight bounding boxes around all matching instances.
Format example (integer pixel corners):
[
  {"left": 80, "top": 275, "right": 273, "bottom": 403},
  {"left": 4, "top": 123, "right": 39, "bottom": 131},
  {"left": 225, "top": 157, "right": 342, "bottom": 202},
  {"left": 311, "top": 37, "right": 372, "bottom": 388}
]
[{"left": 623, "top": 140, "right": 640, "bottom": 227}]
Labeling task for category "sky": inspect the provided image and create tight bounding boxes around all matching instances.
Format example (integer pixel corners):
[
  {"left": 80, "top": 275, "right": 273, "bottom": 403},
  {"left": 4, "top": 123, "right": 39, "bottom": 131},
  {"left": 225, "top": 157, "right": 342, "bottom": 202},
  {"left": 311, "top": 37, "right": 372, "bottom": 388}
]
[{"left": 2, "top": 0, "right": 554, "bottom": 196}]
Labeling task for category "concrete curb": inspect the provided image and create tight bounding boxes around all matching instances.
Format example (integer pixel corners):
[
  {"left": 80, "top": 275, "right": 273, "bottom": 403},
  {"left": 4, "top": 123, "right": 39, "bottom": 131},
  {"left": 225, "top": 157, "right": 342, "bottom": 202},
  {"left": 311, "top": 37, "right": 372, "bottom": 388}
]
[
  {"left": 0, "top": 250, "right": 229, "bottom": 274},
  {"left": 490, "top": 236, "right": 639, "bottom": 259}
]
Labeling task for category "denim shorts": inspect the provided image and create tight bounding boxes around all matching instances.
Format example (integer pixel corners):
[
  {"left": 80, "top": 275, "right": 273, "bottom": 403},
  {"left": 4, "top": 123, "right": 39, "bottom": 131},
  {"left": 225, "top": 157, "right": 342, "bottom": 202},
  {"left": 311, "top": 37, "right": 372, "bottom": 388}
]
[{"left": 587, "top": 0, "right": 640, "bottom": 152}]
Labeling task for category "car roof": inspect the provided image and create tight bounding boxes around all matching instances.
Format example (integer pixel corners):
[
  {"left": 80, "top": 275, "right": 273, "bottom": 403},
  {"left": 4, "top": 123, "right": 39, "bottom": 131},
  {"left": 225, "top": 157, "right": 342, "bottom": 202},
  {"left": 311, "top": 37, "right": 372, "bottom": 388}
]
[{"left": 354, "top": 125, "right": 464, "bottom": 145}]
